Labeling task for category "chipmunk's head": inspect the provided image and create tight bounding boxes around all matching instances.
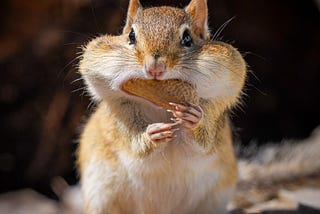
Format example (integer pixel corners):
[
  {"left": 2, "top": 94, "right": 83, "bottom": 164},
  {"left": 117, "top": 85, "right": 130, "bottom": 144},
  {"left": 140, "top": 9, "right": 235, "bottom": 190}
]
[
  {"left": 122, "top": 0, "right": 210, "bottom": 80},
  {"left": 80, "top": 0, "right": 246, "bottom": 103}
]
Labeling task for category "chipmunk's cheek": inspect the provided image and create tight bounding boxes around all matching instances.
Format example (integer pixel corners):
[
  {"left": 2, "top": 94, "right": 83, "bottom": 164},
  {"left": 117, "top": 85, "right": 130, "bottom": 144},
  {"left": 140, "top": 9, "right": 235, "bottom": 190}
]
[
  {"left": 166, "top": 55, "right": 179, "bottom": 71},
  {"left": 196, "top": 74, "right": 230, "bottom": 99},
  {"left": 82, "top": 75, "right": 111, "bottom": 101}
]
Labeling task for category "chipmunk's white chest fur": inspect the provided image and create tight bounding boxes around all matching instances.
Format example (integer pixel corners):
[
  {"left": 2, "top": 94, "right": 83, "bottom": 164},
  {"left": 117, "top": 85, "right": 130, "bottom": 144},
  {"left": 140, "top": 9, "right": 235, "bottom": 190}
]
[
  {"left": 82, "top": 122, "right": 233, "bottom": 214},
  {"left": 115, "top": 136, "right": 227, "bottom": 214}
]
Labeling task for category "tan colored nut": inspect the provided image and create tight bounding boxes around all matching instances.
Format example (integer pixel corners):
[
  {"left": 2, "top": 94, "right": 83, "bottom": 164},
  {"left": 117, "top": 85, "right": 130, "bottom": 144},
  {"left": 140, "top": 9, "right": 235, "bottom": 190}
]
[{"left": 122, "top": 79, "right": 199, "bottom": 110}]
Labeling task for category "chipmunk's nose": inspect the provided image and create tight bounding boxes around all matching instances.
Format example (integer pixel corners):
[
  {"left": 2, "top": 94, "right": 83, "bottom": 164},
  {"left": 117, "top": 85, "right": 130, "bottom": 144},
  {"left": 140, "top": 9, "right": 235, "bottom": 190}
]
[
  {"left": 145, "top": 54, "right": 166, "bottom": 78},
  {"left": 148, "top": 67, "right": 164, "bottom": 78}
]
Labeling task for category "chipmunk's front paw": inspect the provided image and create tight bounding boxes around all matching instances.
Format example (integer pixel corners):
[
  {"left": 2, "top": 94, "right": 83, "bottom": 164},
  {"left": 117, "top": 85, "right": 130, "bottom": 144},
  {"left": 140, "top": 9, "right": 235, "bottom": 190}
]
[
  {"left": 146, "top": 122, "right": 179, "bottom": 144},
  {"left": 169, "top": 102, "right": 203, "bottom": 129}
]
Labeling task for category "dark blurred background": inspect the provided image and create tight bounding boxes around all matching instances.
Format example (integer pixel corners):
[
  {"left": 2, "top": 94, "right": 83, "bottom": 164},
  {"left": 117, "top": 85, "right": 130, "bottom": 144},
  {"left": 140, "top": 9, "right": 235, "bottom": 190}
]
[{"left": 0, "top": 0, "right": 319, "bottom": 198}]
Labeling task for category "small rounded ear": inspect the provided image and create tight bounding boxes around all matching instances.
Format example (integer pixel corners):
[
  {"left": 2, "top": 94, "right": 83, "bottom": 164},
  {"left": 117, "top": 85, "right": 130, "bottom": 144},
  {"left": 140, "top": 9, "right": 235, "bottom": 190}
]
[
  {"left": 185, "top": 0, "right": 209, "bottom": 39},
  {"left": 123, "top": 0, "right": 142, "bottom": 34}
]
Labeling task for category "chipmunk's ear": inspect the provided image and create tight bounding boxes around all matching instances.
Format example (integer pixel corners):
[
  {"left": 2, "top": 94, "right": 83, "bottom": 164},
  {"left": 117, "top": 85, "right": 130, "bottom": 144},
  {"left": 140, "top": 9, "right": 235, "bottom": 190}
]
[
  {"left": 185, "top": 0, "right": 209, "bottom": 39},
  {"left": 123, "top": 0, "right": 142, "bottom": 34}
]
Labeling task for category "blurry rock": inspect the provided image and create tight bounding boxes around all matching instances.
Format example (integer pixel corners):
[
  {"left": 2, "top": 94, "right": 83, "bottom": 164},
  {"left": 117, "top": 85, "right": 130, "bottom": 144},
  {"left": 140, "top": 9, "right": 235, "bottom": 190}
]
[
  {"left": 279, "top": 188, "right": 320, "bottom": 210},
  {"left": 235, "top": 188, "right": 320, "bottom": 214},
  {"left": 60, "top": 185, "right": 84, "bottom": 214},
  {"left": 0, "top": 189, "right": 60, "bottom": 214},
  {"left": 244, "top": 193, "right": 298, "bottom": 213},
  {"left": 51, "top": 176, "right": 84, "bottom": 214}
]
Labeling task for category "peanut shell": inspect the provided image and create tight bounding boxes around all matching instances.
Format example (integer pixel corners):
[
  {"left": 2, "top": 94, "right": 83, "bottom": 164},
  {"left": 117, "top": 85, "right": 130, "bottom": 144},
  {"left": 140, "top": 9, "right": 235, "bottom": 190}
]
[{"left": 122, "top": 79, "right": 198, "bottom": 110}]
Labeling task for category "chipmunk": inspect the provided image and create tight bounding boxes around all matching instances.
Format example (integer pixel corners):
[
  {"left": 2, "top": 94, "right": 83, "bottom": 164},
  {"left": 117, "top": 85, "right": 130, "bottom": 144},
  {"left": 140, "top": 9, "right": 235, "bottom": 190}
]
[{"left": 77, "top": 0, "right": 246, "bottom": 213}]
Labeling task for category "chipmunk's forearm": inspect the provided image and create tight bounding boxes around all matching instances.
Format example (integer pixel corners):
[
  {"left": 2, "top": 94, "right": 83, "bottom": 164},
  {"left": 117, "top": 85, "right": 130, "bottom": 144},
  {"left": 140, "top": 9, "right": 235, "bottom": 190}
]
[
  {"left": 129, "top": 132, "right": 157, "bottom": 157},
  {"left": 190, "top": 99, "right": 228, "bottom": 153}
]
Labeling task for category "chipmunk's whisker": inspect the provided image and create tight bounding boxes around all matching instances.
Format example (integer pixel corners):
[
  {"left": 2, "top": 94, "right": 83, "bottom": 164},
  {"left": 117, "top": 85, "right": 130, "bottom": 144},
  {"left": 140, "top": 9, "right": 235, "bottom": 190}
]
[{"left": 212, "top": 16, "right": 236, "bottom": 41}]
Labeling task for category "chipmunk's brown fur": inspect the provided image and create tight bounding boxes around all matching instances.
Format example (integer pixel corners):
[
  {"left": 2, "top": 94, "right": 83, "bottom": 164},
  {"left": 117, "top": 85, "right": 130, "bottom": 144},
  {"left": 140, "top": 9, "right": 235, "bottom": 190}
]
[{"left": 78, "top": 0, "right": 246, "bottom": 213}]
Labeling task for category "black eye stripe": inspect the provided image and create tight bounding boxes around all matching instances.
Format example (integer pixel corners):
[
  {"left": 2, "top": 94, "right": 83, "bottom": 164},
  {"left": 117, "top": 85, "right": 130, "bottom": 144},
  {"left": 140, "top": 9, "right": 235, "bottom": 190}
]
[
  {"left": 181, "top": 30, "right": 193, "bottom": 47},
  {"left": 129, "top": 29, "right": 136, "bottom": 45}
]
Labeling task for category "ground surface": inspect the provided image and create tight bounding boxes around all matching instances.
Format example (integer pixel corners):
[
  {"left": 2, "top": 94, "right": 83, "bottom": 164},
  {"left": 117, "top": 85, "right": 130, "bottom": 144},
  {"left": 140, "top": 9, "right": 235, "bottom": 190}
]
[{"left": 0, "top": 186, "right": 319, "bottom": 214}]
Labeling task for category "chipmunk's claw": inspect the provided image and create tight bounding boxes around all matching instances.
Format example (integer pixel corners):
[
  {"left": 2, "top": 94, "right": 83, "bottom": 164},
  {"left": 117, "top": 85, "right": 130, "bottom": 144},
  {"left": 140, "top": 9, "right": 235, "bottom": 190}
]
[
  {"left": 168, "top": 102, "right": 203, "bottom": 129},
  {"left": 146, "top": 122, "right": 179, "bottom": 144}
]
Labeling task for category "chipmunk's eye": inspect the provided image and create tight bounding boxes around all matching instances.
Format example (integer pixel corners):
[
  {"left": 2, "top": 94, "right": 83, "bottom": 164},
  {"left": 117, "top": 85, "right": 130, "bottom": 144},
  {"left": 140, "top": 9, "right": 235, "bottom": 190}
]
[
  {"left": 129, "top": 29, "right": 136, "bottom": 45},
  {"left": 181, "top": 30, "right": 193, "bottom": 47}
]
